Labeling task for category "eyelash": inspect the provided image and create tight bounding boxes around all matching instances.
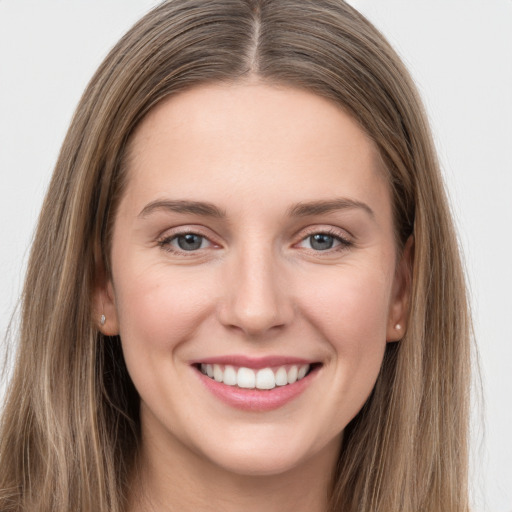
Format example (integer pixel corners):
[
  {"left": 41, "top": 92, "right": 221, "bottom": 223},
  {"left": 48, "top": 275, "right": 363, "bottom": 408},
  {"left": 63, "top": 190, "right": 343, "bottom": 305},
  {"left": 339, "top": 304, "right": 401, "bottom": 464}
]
[
  {"left": 297, "top": 227, "right": 353, "bottom": 253},
  {"left": 157, "top": 229, "right": 215, "bottom": 254},
  {"left": 157, "top": 227, "right": 353, "bottom": 255}
]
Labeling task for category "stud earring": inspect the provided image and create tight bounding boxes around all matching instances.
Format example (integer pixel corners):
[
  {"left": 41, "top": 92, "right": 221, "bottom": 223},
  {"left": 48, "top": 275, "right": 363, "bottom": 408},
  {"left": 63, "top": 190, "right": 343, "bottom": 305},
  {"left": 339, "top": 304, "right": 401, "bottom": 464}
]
[
  {"left": 395, "top": 323, "right": 402, "bottom": 330},
  {"left": 100, "top": 314, "right": 106, "bottom": 326}
]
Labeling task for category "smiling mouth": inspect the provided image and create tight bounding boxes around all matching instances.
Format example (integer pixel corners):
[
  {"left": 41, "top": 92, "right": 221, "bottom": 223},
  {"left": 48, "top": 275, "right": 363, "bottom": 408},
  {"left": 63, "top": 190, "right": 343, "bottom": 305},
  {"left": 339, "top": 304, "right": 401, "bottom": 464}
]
[{"left": 196, "top": 363, "right": 317, "bottom": 390}]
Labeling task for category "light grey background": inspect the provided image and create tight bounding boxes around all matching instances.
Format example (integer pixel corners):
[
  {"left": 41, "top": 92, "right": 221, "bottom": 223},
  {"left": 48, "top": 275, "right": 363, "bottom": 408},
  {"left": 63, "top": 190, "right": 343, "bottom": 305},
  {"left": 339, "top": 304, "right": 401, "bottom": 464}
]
[{"left": 1, "top": 2, "right": 511, "bottom": 510}]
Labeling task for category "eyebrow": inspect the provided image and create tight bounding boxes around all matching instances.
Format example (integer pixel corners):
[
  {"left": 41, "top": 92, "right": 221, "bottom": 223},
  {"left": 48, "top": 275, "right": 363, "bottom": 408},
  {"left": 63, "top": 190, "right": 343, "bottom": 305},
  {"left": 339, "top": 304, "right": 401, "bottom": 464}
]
[
  {"left": 138, "top": 199, "right": 226, "bottom": 218},
  {"left": 287, "top": 198, "right": 375, "bottom": 218},
  {"left": 138, "top": 197, "right": 374, "bottom": 220}
]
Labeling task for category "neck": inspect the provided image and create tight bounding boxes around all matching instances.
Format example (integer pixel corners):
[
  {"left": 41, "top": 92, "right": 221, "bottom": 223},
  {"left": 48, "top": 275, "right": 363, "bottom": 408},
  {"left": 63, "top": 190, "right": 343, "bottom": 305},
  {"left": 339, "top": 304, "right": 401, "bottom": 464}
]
[{"left": 127, "top": 426, "right": 339, "bottom": 512}]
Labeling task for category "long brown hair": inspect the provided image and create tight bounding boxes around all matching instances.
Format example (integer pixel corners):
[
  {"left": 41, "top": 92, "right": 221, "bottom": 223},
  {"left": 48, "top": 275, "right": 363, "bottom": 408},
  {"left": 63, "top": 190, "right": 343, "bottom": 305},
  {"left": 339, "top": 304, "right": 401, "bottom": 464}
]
[{"left": 0, "top": 1, "right": 471, "bottom": 510}]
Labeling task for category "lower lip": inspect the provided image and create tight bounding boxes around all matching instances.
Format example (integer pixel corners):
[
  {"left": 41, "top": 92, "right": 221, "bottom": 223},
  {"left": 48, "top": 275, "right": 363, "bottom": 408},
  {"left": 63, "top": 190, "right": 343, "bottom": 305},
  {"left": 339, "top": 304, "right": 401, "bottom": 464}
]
[{"left": 195, "top": 366, "right": 319, "bottom": 412}]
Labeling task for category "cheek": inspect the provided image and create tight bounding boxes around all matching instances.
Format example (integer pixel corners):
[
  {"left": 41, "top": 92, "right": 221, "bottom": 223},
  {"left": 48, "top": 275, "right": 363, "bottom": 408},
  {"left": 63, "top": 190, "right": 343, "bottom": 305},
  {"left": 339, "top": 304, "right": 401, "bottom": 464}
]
[
  {"left": 113, "top": 264, "right": 215, "bottom": 355},
  {"left": 306, "top": 268, "right": 392, "bottom": 424},
  {"left": 112, "top": 264, "right": 219, "bottom": 406},
  {"left": 303, "top": 264, "right": 393, "bottom": 348},
  {"left": 301, "top": 264, "right": 393, "bottom": 400}
]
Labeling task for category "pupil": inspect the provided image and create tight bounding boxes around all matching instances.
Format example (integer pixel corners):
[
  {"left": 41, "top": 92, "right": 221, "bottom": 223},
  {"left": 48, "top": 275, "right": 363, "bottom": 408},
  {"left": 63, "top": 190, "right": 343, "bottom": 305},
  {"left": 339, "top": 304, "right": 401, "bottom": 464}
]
[
  {"left": 310, "top": 234, "right": 334, "bottom": 250},
  {"left": 178, "top": 234, "right": 202, "bottom": 250}
]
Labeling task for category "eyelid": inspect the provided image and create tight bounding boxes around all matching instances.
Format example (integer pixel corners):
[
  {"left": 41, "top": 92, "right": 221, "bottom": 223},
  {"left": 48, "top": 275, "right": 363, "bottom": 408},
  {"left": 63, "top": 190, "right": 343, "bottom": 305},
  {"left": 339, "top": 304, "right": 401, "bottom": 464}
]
[
  {"left": 155, "top": 224, "right": 353, "bottom": 255},
  {"left": 293, "top": 225, "right": 354, "bottom": 251},
  {"left": 297, "top": 225, "right": 352, "bottom": 241},
  {"left": 157, "top": 225, "right": 222, "bottom": 254}
]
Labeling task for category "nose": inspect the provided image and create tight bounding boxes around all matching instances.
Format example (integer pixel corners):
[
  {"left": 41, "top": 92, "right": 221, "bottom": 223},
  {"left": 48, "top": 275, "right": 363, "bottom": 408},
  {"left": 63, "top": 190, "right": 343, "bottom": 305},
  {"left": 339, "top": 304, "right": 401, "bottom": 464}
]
[{"left": 217, "top": 246, "right": 294, "bottom": 338}]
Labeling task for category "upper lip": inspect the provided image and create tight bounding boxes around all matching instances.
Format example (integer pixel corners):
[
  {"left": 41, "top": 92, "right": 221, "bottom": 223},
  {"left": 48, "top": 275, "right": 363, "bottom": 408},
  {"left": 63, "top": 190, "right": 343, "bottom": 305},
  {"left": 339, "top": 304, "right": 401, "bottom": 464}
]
[{"left": 190, "top": 355, "right": 316, "bottom": 369}]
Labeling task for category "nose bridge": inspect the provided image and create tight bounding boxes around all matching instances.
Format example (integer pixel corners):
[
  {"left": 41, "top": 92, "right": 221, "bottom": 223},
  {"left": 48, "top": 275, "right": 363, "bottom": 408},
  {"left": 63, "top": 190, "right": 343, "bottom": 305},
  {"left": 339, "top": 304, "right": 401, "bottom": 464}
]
[{"left": 218, "top": 238, "right": 292, "bottom": 336}]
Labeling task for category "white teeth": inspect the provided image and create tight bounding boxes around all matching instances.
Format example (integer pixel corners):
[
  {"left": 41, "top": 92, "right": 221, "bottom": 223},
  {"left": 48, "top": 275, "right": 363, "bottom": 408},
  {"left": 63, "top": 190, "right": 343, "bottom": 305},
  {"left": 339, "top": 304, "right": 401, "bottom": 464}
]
[
  {"left": 237, "top": 367, "right": 256, "bottom": 388},
  {"left": 287, "top": 366, "right": 298, "bottom": 384},
  {"left": 213, "top": 364, "right": 223, "bottom": 382},
  {"left": 223, "top": 365, "right": 237, "bottom": 386},
  {"left": 199, "top": 363, "right": 311, "bottom": 389},
  {"left": 297, "top": 364, "right": 308, "bottom": 380},
  {"left": 275, "top": 367, "right": 288, "bottom": 386},
  {"left": 256, "top": 368, "right": 276, "bottom": 389}
]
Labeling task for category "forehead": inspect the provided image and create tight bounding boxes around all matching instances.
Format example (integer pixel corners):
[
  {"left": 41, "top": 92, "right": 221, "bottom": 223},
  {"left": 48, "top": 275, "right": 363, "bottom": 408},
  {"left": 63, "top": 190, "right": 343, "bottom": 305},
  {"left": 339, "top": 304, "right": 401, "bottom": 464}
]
[{"left": 122, "top": 82, "right": 390, "bottom": 219}]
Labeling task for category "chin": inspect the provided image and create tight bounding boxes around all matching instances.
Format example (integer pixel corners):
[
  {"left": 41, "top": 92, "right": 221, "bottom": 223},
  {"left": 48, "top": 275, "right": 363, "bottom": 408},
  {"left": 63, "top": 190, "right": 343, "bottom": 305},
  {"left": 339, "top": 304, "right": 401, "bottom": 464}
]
[
  {"left": 192, "top": 427, "right": 339, "bottom": 478},
  {"left": 203, "top": 447, "right": 308, "bottom": 477}
]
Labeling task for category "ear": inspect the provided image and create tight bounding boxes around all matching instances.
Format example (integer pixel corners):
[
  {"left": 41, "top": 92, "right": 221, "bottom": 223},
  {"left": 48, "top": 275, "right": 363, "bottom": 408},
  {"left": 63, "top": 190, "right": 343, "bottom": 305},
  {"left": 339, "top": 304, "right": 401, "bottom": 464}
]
[
  {"left": 386, "top": 235, "right": 414, "bottom": 342},
  {"left": 93, "top": 263, "right": 119, "bottom": 336}
]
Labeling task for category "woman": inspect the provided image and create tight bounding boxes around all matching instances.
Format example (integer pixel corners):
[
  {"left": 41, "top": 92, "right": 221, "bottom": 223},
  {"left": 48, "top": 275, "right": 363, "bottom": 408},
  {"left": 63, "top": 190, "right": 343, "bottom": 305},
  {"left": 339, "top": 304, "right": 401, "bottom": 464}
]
[{"left": 0, "top": 1, "right": 472, "bottom": 511}]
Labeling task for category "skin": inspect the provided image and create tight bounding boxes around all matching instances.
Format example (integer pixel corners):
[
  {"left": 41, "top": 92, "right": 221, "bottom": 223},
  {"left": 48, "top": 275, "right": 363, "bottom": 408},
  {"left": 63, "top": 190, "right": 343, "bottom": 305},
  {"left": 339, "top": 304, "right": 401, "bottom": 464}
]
[{"left": 96, "top": 82, "right": 411, "bottom": 512}]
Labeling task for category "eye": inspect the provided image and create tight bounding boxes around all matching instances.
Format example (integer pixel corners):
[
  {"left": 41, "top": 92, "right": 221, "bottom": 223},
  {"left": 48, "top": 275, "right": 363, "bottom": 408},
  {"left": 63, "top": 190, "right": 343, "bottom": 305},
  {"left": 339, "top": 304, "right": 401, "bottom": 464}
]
[
  {"left": 159, "top": 232, "right": 212, "bottom": 252},
  {"left": 296, "top": 231, "right": 351, "bottom": 252},
  {"left": 175, "top": 233, "right": 207, "bottom": 251}
]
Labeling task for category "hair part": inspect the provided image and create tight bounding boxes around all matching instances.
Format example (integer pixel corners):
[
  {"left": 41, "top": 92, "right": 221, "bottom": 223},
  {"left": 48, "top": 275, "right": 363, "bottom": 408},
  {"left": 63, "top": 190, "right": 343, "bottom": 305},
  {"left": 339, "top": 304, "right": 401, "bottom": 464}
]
[{"left": 0, "top": 1, "right": 471, "bottom": 511}]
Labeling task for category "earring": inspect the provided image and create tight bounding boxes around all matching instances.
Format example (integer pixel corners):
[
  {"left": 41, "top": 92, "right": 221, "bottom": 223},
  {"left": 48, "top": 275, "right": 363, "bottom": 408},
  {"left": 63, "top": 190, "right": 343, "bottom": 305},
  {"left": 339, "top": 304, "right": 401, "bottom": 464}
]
[
  {"left": 395, "top": 323, "right": 402, "bottom": 331},
  {"left": 100, "top": 314, "right": 106, "bottom": 326}
]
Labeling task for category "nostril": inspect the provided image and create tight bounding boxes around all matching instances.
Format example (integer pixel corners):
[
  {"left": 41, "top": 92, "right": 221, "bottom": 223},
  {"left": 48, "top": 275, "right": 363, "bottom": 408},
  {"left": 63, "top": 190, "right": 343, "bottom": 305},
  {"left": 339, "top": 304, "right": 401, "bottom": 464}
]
[{"left": 219, "top": 307, "right": 289, "bottom": 337}]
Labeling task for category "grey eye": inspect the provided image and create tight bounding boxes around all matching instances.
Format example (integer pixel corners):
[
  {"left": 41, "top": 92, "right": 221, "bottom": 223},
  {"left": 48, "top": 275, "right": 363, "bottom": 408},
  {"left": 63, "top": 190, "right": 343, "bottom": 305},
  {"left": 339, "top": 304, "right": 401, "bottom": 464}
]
[
  {"left": 308, "top": 234, "right": 335, "bottom": 251},
  {"left": 176, "top": 234, "right": 205, "bottom": 251}
]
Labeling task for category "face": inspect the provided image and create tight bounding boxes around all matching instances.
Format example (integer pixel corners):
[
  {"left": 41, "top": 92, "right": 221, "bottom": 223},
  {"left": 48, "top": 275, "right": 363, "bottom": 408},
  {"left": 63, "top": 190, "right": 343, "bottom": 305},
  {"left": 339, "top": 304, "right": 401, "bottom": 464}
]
[{"left": 97, "top": 83, "right": 409, "bottom": 478}]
